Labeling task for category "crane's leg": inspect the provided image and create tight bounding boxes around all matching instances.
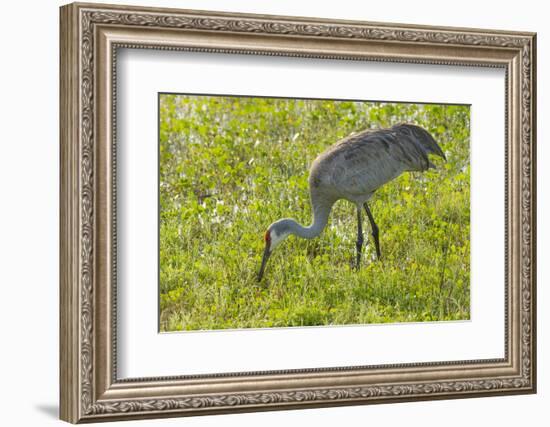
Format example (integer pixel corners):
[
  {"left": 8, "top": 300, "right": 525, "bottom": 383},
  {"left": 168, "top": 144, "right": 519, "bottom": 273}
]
[
  {"left": 364, "top": 203, "right": 381, "bottom": 259},
  {"left": 356, "top": 207, "right": 364, "bottom": 269}
]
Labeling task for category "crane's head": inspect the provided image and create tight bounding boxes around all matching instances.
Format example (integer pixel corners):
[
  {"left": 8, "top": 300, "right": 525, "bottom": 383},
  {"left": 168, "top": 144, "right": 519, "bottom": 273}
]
[{"left": 257, "top": 220, "right": 292, "bottom": 282}]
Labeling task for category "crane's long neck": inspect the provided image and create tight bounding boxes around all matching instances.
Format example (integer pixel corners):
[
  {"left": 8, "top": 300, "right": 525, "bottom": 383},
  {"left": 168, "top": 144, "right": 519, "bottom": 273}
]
[{"left": 289, "top": 198, "right": 334, "bottom": 239}]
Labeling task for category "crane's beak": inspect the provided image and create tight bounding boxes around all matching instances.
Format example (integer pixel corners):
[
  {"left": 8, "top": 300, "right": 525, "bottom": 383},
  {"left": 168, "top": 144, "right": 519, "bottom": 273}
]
[{"left": 257, "top": 243, "right": 271, "bottom": 282}]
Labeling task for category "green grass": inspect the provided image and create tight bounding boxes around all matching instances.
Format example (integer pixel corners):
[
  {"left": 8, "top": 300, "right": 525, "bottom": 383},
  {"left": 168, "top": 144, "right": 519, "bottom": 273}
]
[{"left": 159, "top": 95, "right": 470, "bottom": 332}]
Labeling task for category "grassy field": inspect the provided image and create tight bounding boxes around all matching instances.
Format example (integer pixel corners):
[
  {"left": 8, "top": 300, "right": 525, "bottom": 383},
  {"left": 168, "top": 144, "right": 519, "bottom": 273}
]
[{"left": 159, "top": 95, "right": 470, "bottom": 332}]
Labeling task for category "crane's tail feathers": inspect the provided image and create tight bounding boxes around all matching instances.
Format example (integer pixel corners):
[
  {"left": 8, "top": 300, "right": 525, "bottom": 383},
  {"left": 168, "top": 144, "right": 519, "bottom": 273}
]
[
  {"left": 426, "top": 145, "right": 445, "bottom": 169},
  {"left": 430, "top": 142, "right": 446, "bottom": 161},
  {"left": 393, "top": 123, "right": 446, "bottom": 162},
  {"left": 420, "top": 129, "right": 446, "bottom": 161}
]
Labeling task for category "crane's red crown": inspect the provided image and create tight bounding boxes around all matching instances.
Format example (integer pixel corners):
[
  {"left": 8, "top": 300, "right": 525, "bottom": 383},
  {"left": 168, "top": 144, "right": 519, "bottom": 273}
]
[{"left": 264, "top": 230, "right": 271, "bottom": 244}]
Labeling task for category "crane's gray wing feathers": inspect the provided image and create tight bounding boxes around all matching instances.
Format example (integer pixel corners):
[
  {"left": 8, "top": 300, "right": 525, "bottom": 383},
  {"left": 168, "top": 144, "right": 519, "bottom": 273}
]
[
  {"left": 334, "top": 133, "right": 407, "bottom": 194},
  {"left": 310, "top": 125, "right": 444, "bottom": 202}
]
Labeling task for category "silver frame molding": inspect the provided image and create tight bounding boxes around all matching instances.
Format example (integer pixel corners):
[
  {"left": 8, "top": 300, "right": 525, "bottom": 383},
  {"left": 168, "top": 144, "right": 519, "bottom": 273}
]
[{"left": 60, "top": 2, "right": 536, "bottom": 423}]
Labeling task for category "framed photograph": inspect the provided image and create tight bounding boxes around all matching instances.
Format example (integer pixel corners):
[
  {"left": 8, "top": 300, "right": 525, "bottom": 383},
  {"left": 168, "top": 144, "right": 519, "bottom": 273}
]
[{"left": 60, "top": 2, "right": 537, "bottom": 423}]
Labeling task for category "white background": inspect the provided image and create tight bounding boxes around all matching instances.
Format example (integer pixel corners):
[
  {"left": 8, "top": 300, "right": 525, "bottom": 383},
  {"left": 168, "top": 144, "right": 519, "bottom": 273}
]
[
  {"left": 118, "top": 50, "right": 504, "bottom": 377},
  {"left": 0, "top": 0, "right": 545, "bottom": 426}
]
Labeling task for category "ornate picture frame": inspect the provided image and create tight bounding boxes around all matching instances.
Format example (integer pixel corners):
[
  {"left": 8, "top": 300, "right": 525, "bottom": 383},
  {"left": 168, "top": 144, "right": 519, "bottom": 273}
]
[{"left": 60, "top": 2, "right": 536, "bottom": 423}]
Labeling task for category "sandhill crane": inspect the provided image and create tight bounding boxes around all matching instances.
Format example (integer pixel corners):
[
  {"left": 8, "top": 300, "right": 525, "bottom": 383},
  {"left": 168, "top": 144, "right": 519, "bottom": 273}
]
[{"left": 257, "top": 123, "right": 446, "bottom": 281}]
